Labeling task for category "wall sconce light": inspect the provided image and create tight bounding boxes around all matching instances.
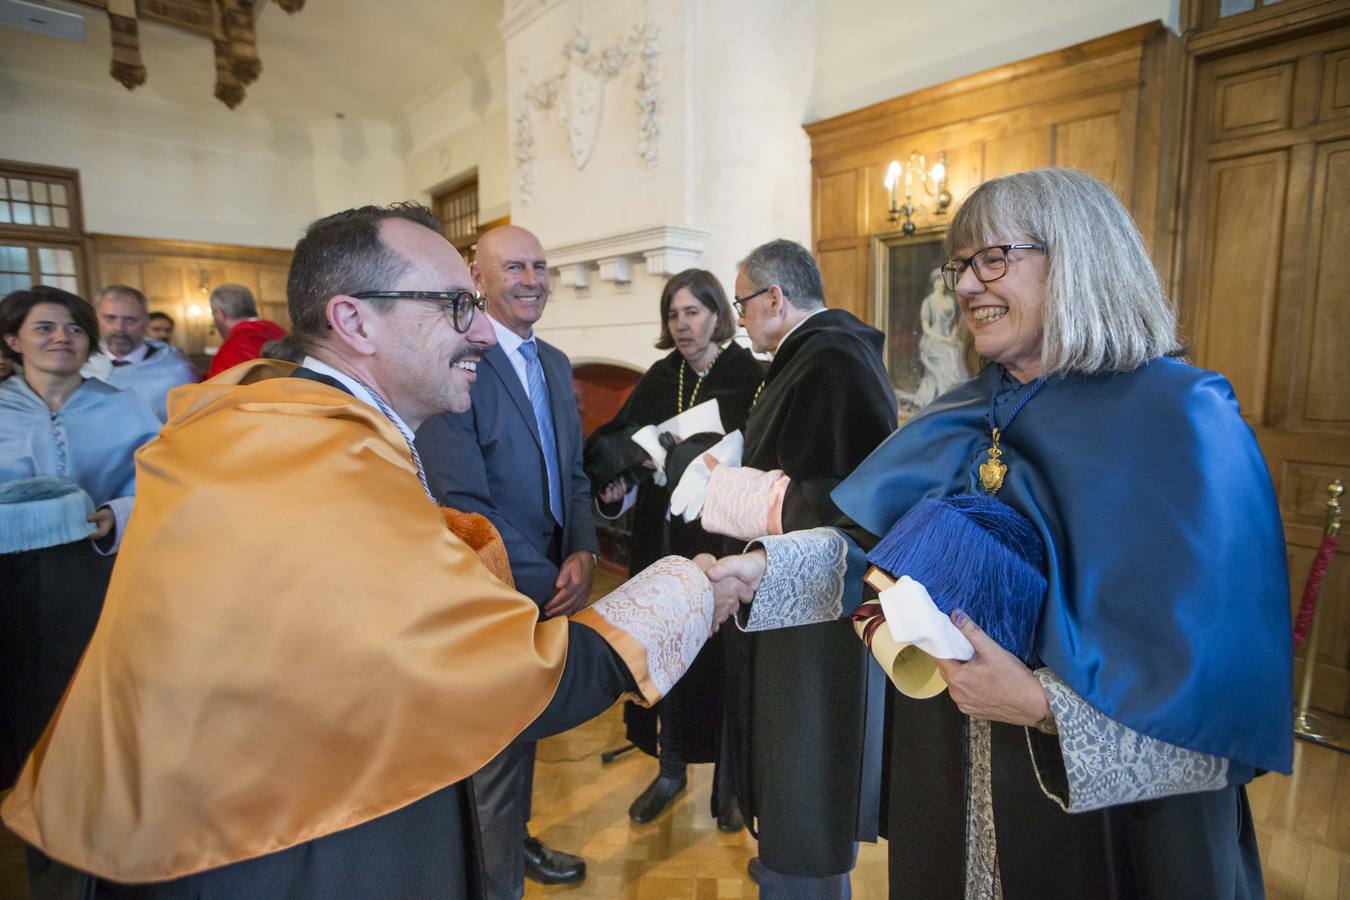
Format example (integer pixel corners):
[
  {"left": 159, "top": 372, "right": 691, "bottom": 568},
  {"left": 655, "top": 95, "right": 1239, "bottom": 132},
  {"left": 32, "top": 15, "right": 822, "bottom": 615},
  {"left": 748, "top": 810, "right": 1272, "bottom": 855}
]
[{"left": 884, "top": 150, "right": 951, "bottom": 235}]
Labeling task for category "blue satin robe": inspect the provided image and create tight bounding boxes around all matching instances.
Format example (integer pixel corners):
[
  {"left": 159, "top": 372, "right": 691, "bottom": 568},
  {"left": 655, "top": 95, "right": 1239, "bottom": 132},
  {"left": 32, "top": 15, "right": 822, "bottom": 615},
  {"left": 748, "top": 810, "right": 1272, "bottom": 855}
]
[{"left": 832, "top": 357, "right": 1293, "bottom": 776}]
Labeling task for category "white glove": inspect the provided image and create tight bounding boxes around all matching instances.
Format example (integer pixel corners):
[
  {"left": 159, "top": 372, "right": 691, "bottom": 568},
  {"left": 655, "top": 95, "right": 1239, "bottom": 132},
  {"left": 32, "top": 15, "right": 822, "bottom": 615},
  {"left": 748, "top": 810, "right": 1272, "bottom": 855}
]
[{"left": 668, "top": 430, "right": 743, "bottom": 523}]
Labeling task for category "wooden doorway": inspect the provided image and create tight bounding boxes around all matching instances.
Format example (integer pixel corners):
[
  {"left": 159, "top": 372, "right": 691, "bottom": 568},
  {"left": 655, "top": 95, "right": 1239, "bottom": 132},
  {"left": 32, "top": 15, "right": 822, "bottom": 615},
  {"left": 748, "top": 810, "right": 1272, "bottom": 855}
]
[{"left": 1180, "top": 18, "right": 1350, "bottom": 714}]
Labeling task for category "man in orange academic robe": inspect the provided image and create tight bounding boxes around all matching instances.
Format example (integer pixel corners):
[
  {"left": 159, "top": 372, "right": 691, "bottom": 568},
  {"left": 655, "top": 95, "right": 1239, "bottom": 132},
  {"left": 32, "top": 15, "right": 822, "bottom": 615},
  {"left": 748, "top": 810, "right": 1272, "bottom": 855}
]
[{"left": 3, "top": 203, "right": 730, "bottom": 899}]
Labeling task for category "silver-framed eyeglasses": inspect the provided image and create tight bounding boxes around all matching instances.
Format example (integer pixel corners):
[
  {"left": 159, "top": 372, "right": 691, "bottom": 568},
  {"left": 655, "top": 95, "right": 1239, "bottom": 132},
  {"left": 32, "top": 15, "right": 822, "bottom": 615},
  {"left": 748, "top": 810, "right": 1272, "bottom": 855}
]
[
  {"left": 351, "top": 290, "right": 486, "bottom": 334},
  {"left": 941, "top": 243, "right": 1046, "bottom": 292}
]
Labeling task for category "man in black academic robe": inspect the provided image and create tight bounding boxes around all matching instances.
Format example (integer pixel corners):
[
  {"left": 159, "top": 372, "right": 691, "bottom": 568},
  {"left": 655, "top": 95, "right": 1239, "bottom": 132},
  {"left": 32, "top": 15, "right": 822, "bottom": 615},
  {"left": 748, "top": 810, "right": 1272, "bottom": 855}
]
[{"left": 700, "top": 239, "right": 896, "bottom": 897}]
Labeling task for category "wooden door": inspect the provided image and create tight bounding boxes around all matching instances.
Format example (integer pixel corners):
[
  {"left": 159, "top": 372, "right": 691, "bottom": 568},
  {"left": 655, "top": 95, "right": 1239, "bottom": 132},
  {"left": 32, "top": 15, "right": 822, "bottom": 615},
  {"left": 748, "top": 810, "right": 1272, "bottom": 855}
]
[{"left": 1182, "top": 24, "right": 1350, "bottom": 713}]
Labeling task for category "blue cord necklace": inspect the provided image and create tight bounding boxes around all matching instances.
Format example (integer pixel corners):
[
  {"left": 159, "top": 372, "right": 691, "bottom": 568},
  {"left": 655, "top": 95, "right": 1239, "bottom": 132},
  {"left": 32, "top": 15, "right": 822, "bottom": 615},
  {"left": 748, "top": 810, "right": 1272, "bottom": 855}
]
[{"left": 979, "top": 367, "right": 1046, "bottom": 494}]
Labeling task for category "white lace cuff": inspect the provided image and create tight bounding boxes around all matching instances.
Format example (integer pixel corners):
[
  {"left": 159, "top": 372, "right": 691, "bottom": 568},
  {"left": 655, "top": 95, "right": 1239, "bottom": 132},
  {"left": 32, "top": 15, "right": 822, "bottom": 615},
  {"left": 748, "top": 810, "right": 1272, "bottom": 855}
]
[
  {"left": 736, "top": 528, "right": 850, "bottom": 632},
  {"left": 702, "top": 464, "right": 786, "bottom": 541},
  {"left": 1027, "top": 668, "right": 1229, "bottom": 813},
  {"left": 571, "top": 556, "right": 713, "bottom": 705}
]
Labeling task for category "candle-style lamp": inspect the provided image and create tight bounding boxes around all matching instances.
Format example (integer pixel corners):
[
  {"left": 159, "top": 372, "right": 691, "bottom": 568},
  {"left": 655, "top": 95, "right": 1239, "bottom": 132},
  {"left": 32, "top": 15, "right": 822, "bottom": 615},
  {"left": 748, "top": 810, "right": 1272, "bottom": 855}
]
[{"left": 884, "top": 150, "right": 952, "bottom": 235}]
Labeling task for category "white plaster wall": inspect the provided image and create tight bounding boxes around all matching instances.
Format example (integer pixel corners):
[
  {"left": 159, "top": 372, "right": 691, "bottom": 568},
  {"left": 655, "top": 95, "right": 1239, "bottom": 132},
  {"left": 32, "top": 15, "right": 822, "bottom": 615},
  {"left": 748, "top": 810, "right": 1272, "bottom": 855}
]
[
  {"left": 0, "top": 72, "right": 406, "bottom": 249},
  {"left": 500, "top": 0, "right": 814, "bottom": 372},
  {"left": 811, "top": 0, "right": 1178, "bottom": 123},
  {"left": 403, "top": 46, "right": 512, "bottom": 220},
  {"left": 501, "top": 0, "right": 692, "bottom": 369},
  {"left": 691, "top": 0, "right": 815, "bottom": 286},
  {"left": 504, "top": 0, "right": 691, "bottom": 248}
]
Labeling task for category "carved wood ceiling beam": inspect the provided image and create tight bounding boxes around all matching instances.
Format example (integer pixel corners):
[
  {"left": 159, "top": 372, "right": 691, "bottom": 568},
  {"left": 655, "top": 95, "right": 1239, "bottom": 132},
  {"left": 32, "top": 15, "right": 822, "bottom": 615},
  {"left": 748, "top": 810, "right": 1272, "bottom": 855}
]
[{"left": 62, "top": 0, "right": 305, "bottom": 108}]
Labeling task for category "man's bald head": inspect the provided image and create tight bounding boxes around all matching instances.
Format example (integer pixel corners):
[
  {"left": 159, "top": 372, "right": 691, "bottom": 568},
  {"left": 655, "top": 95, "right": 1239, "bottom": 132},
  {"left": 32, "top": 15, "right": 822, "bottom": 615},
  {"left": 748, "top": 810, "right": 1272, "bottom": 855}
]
[{"left": 471, "top": 225, "right": 550, "bottom": 340}]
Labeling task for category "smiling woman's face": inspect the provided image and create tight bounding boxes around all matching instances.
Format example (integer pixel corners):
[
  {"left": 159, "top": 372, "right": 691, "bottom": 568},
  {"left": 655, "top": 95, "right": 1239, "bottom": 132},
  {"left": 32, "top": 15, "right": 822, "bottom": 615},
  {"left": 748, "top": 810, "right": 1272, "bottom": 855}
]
[
  {"left": 951, "top": 239, "right": 1049, "bottom": 382},
  {"left": 3, "top": 302, "right": 91, "bottom": 377}
]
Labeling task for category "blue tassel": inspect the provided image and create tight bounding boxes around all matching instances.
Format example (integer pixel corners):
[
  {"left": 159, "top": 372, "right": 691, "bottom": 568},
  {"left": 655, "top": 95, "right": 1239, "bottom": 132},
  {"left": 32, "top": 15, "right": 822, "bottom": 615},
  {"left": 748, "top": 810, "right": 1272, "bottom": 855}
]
[{"left": 866, "top": 495, "right": 1046, "bottom": 663}]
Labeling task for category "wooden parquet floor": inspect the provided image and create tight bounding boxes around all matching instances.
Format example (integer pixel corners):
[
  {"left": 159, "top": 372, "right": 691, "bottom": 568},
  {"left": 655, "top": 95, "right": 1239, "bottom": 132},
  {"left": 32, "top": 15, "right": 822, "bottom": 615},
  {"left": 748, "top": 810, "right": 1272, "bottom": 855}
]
[
  {"left": 0, "top": 573, "right": 1345, "bottom": 899},
  {"left": 524, "top": 708, "right": 1350, "bottom": 900}
]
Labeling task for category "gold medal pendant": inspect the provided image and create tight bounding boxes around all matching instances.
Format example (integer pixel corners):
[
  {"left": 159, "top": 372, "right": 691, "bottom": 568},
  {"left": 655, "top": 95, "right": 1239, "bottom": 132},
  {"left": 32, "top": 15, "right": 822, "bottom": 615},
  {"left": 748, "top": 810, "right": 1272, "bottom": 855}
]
[{"left": 979, "top": 427, "right": 1007, "bottom": 494}]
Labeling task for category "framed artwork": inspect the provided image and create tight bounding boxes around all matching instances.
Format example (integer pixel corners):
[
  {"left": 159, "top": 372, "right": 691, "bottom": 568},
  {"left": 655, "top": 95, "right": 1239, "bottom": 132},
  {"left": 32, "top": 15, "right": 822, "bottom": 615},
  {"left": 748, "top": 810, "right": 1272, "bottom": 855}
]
[{"left": 871, "top": 232, "right": 969, "bottom": 418}]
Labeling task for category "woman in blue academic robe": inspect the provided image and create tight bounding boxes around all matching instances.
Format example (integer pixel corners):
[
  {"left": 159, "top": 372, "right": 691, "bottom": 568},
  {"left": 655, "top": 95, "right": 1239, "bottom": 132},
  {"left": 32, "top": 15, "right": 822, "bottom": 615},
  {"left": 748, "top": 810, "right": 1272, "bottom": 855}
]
[
  {"left": 709, "top": 168, "right": 1291, "bottom": 898},
  {"left": 0, "top": 286, "right": 162, "bottom": 785}
]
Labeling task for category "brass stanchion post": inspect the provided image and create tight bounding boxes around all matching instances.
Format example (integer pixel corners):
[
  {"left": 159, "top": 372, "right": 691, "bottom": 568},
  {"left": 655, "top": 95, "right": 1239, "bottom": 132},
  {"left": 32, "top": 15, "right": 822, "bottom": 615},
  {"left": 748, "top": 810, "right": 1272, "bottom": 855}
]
[{"left": 1294, "top": 480, "right": 1343, "bottom": 743}]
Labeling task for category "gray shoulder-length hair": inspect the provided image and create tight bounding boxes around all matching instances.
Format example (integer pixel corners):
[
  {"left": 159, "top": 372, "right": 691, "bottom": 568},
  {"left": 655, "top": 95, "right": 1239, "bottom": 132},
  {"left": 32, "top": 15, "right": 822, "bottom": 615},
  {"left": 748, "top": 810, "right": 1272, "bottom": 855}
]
[{"left": 945, "top": 167, "right": 1180, "bottom": 375}]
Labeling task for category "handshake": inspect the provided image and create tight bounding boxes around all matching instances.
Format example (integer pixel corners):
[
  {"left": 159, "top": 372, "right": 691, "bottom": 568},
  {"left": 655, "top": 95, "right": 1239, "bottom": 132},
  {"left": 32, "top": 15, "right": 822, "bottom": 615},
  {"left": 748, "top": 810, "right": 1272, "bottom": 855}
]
[{"left": 692, "top": 548, "right": 767, "bottom": 633}]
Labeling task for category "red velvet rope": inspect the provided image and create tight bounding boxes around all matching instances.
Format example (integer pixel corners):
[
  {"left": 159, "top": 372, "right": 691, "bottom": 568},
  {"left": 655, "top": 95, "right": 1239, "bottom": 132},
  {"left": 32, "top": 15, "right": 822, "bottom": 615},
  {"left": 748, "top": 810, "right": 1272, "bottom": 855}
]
[{"left": 1294, "top": 534, "right": 1339, "bottom": 648}]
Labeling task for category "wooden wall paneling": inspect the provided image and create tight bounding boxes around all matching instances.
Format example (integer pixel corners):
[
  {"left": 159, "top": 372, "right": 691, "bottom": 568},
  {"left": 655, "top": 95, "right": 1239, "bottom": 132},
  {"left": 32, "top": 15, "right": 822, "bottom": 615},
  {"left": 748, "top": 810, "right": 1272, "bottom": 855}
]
[
  {"left": 1190, "top": 151, "right": 1287, "bottom": 422},
  {"left": 1296, "top": 139, "right": 1350, "bottom": 426},
  {"left": 1211, "top": 62, "right": 1295, "bottom": 140},
  {"left": 1320, "top": 48, "right": 1350, "bottom": 121},
  {"left": 1129, "top": 28, "right": 1187, "bottom": 284},
  {"left": 815, "top": 170, "right": 861, "bottom": 241},
  {"left": 817, "top": 240, "right": 867, "bottom": 323},
  {"left": 1053, "top": 113, "right": 1124, "bottom": 187},
  {"left": 803, "top": 25, "right": 1160, "bottom": 162},
  {"left": 1181, "top": 21, "right": 1350, "bottom": 714},
  {"left": 221, "top": 265, "right": 259, "bottom": 295},
  {"left": 982, "top": 126, "right": 1054, "bottom": 184},
  {"left": 258, "top": 266, "right": 288, "bottom": 302},
  {"left": 99, "top": 261, "right": 142, "bottom": 291}
]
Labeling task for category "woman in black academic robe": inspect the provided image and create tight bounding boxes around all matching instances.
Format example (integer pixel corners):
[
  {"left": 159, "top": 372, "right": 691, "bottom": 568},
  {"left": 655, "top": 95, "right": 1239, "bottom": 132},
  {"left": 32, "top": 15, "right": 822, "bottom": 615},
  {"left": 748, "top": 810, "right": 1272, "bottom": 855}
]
[{"left": 585, "top": 269, "right": 762, "bottom": 828}]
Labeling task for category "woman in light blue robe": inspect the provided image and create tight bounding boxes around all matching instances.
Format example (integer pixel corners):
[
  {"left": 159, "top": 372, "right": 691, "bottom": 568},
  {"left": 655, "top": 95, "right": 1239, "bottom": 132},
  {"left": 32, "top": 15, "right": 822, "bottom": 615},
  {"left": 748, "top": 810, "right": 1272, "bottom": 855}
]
[
  {"left": 0, "top": 288, "right": 161, "bottom": 536},
  {"left": 0, "top": 286, "right": 161, "bottom": 786}
]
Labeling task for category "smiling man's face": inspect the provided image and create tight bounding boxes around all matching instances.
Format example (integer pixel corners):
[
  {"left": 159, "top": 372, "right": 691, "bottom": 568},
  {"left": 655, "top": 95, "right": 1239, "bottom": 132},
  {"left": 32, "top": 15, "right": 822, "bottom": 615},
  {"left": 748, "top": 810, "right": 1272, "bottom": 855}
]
[{"left": 471, "top": 225, "right": 550, "bottom": 340}]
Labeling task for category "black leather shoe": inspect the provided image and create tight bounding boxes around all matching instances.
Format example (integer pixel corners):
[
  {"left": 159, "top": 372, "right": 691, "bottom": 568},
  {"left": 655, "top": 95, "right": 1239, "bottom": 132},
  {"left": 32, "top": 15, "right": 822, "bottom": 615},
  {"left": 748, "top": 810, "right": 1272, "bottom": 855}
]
[
  {"left": 717, "top": 801, "right": 744, "bottom": 833},
  {"left": 747, "top": 857, "right": 762, "bottom": 884},
  {"left": 522, "top": 836, "right": 585, "bottom": 885},
  {"left": 627, "top": 773, "right": 687, "bottom": 824}
]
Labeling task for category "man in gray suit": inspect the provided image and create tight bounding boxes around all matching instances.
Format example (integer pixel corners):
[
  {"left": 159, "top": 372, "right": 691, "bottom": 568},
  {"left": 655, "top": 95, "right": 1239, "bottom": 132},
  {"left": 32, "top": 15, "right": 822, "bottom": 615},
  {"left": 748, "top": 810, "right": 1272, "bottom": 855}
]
[{"left": 415, "top": 225, "right": 596, "bottom": 897}]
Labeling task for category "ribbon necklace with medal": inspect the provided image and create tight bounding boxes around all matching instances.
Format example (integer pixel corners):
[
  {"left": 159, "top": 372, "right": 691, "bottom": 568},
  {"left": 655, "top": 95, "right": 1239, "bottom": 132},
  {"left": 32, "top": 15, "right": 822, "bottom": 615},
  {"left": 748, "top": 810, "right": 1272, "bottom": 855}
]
[
  {"left": 979, "top": 367, "right": 1047, "bottom": 494},
  {"left": 676, "top": 345, "right": 721, "bottom": 413}
]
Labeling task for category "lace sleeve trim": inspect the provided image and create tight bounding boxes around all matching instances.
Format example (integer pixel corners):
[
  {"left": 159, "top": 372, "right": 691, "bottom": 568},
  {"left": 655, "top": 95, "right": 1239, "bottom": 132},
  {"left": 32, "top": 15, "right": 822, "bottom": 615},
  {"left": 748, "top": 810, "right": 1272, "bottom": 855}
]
[
  {"left": 735, "top": 528, "right": 849, "bottom": 632},
  {"left": 702, "top": 464, "right": 784, "bottom": 541},
  {"left": 1027, "top": 668, "right": 1229, "bottom": 813},
  {"left": 571, "top": 556, "right": 713, "bottom": 704}
]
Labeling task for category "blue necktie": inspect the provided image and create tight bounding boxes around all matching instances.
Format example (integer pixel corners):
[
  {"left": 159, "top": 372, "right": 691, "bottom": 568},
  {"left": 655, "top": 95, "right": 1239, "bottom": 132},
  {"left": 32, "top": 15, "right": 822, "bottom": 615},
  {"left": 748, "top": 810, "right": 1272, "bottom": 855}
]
[{"left": 518, "top": 340, "right": 564, "bottom": 525}]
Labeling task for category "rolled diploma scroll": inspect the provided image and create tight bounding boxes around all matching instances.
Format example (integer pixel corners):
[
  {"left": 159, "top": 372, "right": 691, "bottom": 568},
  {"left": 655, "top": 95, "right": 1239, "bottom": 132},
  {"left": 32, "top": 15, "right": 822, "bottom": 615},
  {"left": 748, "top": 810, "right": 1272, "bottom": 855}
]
[{"left": 855, "top": 568, "right": 975, "bottom": 699}]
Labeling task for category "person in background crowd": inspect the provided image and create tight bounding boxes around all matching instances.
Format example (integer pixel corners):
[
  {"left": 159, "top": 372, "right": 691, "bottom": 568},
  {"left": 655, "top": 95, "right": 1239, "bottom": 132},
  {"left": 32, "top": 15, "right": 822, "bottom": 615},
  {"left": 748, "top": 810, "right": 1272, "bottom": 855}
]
[
  {"left": 260, "top": 335, "right": 305, "bottom": 364},
  {"left": 205, "top": 284, "right": 287, "bottom": 378},
  {"left": 146, "top": 311, "right": 175, "bottom": 343},
  {"left": 585, "top": 268, "right": 763, "bottom": 829},
  {"left": 0, "top": 286, "right": 161, "bottom": 787},
  {"left": 416, "top": 225, "right": 597, "bottom": 895},
  {"left": 82, "top": 285, "right": 198, "bottom": 422},
  {"left": 696, "top": 239, "right": 897, "bottom": 898}
]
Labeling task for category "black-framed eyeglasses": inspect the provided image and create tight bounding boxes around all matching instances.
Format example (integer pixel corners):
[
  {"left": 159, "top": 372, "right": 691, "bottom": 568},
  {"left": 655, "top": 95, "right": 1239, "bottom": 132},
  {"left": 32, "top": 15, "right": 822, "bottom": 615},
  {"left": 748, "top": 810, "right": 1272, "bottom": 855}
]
[
  {"left": 941, "top": 243, "right": 1046, "bottom": 292},
  {"left": 732, "top": 286, "right": 773, "bottom": 317},
  {"left": 351, "top": 290, "right": 487, "bottom": 334}
]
